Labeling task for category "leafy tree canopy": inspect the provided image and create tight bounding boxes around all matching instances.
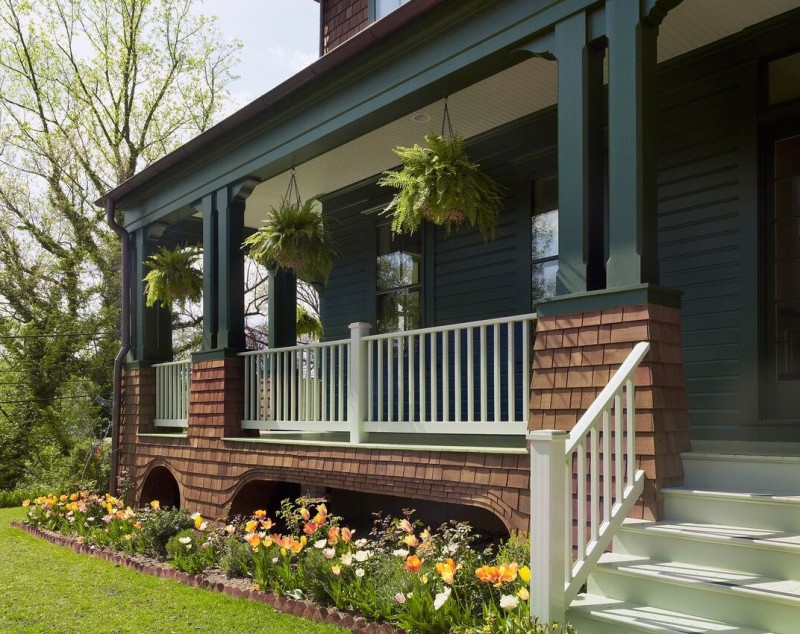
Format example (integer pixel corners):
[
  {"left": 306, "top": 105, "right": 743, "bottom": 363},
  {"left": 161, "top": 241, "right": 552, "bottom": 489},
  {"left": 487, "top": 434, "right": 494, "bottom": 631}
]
[{"left": 0, "top": 0, "right": 241, "bottom": 490}]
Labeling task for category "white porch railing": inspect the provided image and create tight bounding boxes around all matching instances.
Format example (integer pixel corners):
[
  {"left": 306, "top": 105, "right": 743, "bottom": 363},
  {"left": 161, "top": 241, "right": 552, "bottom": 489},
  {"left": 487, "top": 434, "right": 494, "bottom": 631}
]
[
  {"left": 239, "top": 314, "right": 536, "bottom": 441},
  {"left": 362, "top": 313, "right": 537, "bottom": 435},
  {"left": 528, "top": 341, "right": 649, "bottom": 624},
  {"left": 153, "top": 359, "right": 192, "bottom": 428},
  {"left": 240, "top": 339, "right": 351, "bottom": 432}
]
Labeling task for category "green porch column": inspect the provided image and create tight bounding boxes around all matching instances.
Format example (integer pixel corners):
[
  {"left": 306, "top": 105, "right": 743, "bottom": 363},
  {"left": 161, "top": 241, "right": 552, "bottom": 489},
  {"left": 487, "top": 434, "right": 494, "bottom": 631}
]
[
  {"left": 268, "top": 268, "right": 297, "bottom": 348},
  {"left": 131, "top": 227, "right": 172, "bottom": 363},
  {"left": 605, "top": 0, "right": 659, "bottom": 287},
  {"left": 196, "top": 178, "right": 258, "bottom": 356},
  {"left": 554, "top": 12, "right": 606, "bottom": 294}
]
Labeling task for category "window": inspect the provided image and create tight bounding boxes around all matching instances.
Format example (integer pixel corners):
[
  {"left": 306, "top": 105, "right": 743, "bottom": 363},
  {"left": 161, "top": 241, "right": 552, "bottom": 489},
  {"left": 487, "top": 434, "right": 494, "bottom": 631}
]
[
  {"left": 373, "top": 0, "right": 410, "bottom": 20},
  {"left": 531, "top": 176, "right": 559, "bottom": 303},
  {"left": 376, "top": 223, "right": 421, "bottom": 333}
]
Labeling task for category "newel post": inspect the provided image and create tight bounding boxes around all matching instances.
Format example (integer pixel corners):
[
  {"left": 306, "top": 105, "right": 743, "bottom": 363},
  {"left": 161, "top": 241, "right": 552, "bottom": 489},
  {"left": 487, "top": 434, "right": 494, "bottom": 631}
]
[
  {"left": 528, "top": 430, "right": 569, "bottom": 624},
  {"left": 348, "top": 322, "right": 371, "bottom": 443}
]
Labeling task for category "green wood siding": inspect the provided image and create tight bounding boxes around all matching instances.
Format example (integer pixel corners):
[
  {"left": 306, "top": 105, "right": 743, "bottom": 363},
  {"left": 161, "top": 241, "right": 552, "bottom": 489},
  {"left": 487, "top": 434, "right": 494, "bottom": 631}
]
[{"left": 656, "top": 69, "right": 749, "bottom": 437}]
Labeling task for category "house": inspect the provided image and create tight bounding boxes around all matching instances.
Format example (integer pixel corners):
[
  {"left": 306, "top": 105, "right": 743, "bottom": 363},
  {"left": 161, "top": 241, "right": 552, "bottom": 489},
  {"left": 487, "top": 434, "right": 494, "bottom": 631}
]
[{"left": 98, "top": 0, "right": 800, "bottom": 630}]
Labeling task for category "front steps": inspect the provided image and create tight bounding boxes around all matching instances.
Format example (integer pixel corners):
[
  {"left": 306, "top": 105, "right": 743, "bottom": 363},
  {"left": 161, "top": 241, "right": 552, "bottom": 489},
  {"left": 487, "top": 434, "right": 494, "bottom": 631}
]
[{"left": 567, "top": 444, "right": 800, "bottom": 633}]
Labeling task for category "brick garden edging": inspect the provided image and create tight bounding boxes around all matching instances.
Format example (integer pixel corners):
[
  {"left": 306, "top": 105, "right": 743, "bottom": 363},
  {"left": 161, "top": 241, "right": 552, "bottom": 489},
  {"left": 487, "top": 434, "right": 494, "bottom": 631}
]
[{"left": 11, "top": 521, "right": 403, "bottom": 634}]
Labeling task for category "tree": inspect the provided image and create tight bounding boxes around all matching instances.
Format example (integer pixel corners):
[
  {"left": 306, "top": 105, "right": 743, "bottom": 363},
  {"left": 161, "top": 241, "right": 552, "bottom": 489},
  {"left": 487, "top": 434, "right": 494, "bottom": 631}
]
[{"left": 0, "top": 0, "right": 241, "bottom": 490}]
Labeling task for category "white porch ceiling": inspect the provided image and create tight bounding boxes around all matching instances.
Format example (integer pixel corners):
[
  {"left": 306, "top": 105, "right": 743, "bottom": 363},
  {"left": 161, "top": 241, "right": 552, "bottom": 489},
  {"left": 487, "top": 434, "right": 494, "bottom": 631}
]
[{"left": 243, "top": 0, "right": 799, "bottom": 227}]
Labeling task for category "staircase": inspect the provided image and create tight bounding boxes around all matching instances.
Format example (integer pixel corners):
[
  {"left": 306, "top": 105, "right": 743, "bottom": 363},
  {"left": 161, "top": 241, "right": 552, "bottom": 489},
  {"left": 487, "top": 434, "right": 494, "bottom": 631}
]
[{"left": 567, "top": 442, "right": 800, "bottom": 634}]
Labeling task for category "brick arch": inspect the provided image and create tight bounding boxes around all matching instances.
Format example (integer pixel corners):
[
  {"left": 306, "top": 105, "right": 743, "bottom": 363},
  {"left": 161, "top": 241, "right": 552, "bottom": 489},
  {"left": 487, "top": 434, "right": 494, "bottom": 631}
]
[{"left": 138, "top": 460, "right": 184, "bottom": 509}]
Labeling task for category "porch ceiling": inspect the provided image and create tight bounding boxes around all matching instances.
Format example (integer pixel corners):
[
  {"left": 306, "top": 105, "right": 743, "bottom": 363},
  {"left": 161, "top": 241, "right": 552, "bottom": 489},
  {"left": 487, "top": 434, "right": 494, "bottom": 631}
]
[{"left": 243, "top": 0, "right": 799, "bottom": 228}]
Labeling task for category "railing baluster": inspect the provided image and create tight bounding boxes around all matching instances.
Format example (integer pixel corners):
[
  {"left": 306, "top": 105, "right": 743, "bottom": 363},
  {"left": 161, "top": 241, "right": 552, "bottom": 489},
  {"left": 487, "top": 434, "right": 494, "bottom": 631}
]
[
  {"left": 367, "top": 341, "right": 373, "bottom": 422},
  {"left": 409, "top": 334, "right": 415, "bottom": 421},
  {"left": 603, "top": 410, "right": 611, "bottom": 523},
  {"left": 508, "top": 322, "right": 515, "bottom": 422},
  {"left": 494, "top": 323, "right": 501, "bottom": 422},
  {"left": 377, "top": 340, "right": 384, "bottom": 423},
  {"left": 455, "top": 328, "right": 462, "bottom": 422},
  {"left": 244, "top": 355, "right": 251, "bottom": 420},
  {"left": 615, "top": 393, "right": 623, "bottom": 503},
  {"left": 590, "top": 427, "right": 599, "bottom": 543},
  {"left": 431, "top": 331, "right": 438, "bottom": 422},
  {"left": 480, "top": 325, "right": 487, "bottom": 422},
  {"left": 626, "top": 379, "right": 635, "bottom": 484},
  {"left": 419, "top": 334, "right": 426, "bottom": 421},
  {"left": 388, "top": 336, "right": 394, "bottom": 423},
  {"left": 443, "top": 330, "right": 449, "bottom": 423},
  {"left": 523, "top": 320, "right": 530, "bottom": 418},
  {"left": 398, "top": 335, "right": 405, "bottom": 423},
  {"left": 467, "top": 327, "right": 474, "bottom": 422},
  {"left": 577, "top": 440, "right": 586, "bottom": 562}
]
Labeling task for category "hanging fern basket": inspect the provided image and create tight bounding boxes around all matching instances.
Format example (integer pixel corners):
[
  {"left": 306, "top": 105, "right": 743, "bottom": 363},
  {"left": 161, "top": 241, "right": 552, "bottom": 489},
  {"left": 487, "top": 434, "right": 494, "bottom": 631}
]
[
  {"left": 143, "top": 245, "right": 203, "bottom": 313},
  {"left": 243, "top": 170, "right": 336, "bottom": 291},
  {"left": 378, "top": 98, "right": 504, "bottom": 241}
]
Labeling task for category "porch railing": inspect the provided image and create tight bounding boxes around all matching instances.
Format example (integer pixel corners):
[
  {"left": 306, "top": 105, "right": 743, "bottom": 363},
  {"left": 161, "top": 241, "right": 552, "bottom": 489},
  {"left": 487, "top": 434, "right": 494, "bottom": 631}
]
[
  {"left": 528, "top": 341, "right": 649, "bottom": 624},
  {"left": 240, "top": 339, "right": 350, "bottom": 432},
  {"left": 362, "top": 313, "right": 537, "bottom": 435},
  {"left": 239, "top": 313, "right": 536, "bottom": 440},
  {"left": 153, "top": 359, "right": 192, "bottom": 428}
]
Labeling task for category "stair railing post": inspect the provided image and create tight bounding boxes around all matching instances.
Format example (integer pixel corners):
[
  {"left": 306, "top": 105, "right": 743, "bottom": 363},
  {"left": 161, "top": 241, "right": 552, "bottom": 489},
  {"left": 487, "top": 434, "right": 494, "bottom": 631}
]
[
  {"left": 528, "top": 430, "right": 569, "bottom": 625},
  {"left": 348, "top": 322, "right": 371, "bottom": 443}
]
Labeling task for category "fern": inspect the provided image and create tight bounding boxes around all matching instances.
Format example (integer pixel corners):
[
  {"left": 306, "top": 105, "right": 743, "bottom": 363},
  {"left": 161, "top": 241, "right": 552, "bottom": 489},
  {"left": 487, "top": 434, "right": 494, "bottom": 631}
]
[
  {"left": 243, "top": 199, "right": 336, "bottom": 290},
  {"left": 296, "top": 304, "right": 323, "bottom": 341},
  {"left": 143, "top": 245, "right": 202, "bottom": 312},
  {"left": 378, "top": 134, "right": 503, "bottom": 241}
]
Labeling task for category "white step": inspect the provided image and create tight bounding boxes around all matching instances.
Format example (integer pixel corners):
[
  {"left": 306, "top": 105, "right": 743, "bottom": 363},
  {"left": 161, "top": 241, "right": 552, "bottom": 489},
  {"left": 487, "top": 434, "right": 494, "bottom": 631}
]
[
  {"left": 588, "top": 553, "right": 800, "bottom": 634},
  {"left": 682, "top": 442, "right": 800, "bottom": 494},
  {"left": 568, "top": 593, "right": 771, "bottom": 634},
  {"left": 614, "top": 518, "right": 800, "bottom": 580},
  {"left": 663, "top": 487, "right": 800, "bottom": 532}
]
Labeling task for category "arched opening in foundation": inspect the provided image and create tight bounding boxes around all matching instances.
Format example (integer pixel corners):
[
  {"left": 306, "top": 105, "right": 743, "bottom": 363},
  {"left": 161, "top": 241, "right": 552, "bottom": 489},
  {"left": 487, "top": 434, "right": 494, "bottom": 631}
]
[
  {"left": 326, "top": 488, "right": 510, "bottom": 541},
  {"left": 227, "top": 479, "right": 301, "bottom": 522},
  {"left": 139, "top": 465, "right": 181, "bottom": 509}
]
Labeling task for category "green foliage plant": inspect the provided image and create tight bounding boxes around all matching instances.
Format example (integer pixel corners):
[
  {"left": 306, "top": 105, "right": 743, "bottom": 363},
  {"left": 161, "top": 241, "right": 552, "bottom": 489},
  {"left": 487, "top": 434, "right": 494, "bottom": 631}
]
[
  {"left": 220, "top": 537, "right": 254, "bottom": 578},
  {"left": 243, "top": 199, "right": 336, "bottom": 290},
  {"left": 296, "top": 304, "right": 324, "bottom": 340},
  {"left": 379, "top": 133, "right": 503, "bottom": 241},
  {"left": 166, "top": 528, "right": 217, "bottom": 574},
  {"left": 143, "top": 245, "right": 203, "bottom": 312},
  {"left": 136, "top": 505, "right": 194, "bottom": 558}
]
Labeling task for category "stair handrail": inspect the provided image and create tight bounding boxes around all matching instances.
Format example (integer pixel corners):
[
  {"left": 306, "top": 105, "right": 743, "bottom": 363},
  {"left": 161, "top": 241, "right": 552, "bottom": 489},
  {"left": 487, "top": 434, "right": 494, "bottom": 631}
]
[{"left": 528, "top": 341, "right": 650, "bottom": 624}]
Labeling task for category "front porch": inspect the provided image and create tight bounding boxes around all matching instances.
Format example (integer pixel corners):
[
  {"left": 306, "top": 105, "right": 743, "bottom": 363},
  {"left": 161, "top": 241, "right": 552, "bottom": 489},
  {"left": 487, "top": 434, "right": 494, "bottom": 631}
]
[{"left": 154, "top": 313, "right": 537, "bottom": 447}]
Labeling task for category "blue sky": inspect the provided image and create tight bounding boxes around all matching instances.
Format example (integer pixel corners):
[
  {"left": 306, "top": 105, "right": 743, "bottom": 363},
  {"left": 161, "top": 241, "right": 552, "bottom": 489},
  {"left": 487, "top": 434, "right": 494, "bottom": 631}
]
[{"left": 199, "top": 0, "right": 321, "bottom": 109}]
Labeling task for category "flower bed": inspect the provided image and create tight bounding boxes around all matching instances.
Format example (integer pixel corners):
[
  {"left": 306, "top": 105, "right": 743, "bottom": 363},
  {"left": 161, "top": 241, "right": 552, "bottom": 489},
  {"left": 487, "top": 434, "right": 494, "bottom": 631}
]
[{"left": 19, "top": 492, "right": 575, "bottom": 634}]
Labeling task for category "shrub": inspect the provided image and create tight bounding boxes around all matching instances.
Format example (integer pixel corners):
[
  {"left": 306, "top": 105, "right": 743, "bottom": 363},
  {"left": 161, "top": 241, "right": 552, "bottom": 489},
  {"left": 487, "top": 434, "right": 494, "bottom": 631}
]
[
  {"left": 220, "top": 537, "right": 253, "bottom": 578},
  {"left": 137, "top": 506, "right": 194, "bottom": 558},
  {"left": 0, "top": 489, "right": 44, "bottom": 509}
]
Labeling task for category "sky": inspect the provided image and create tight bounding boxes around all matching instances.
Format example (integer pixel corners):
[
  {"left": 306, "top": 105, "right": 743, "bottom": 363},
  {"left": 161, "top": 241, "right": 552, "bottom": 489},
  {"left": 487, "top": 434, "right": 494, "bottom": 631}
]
[{"left": 196, "top": 0, "right": 321, "bottom": 110}]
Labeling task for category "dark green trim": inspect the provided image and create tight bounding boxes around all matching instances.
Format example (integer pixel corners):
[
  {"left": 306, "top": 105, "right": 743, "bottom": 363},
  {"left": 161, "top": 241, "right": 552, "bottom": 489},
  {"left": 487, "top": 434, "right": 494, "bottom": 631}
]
[
  {"left": 124, "top": 360, "right": 154, "bottom": 370},
  {"left": 534, "top": 284, "right": 682, "bottom": 316},
  {"left": 190, "top": 348, "right": 244, "bottom": 362},
  {"left": 268, "top": 268, "right": 297, "bottom": 348},
  {"left": 132, "top": 228, "right": 172, "bottom": 363}
]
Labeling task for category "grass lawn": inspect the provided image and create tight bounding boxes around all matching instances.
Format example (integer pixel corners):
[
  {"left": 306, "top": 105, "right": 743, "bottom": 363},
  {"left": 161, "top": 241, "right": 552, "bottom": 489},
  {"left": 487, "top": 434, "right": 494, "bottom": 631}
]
[{"left": 0, "top": 507, "right": 344, "bottom": 633}]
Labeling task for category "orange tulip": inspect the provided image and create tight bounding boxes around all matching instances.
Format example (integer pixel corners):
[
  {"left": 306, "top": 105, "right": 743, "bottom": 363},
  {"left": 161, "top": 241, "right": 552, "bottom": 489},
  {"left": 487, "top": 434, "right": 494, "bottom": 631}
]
[
  {"left": 404, "top": 554, "right": 422, "bottom": 573},
  {"left": 435, "top": 558, "right": 458, "bottom": 585}
]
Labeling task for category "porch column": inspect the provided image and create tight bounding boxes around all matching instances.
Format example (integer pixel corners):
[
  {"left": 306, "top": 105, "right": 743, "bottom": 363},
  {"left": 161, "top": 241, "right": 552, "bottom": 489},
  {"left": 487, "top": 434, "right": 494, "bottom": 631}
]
[
  {"left": 127, "top": 226, "right": 172, "bottom": 436},
  {"left": 554, "top": 12, "right": 606, "bottom": 294},
  {"left": 605, "top": 0, "right": 659, "bottom": 287},
  {"left": 131, "top": 226, "right": 172, "bottom": 363},
  {"left": 189, "top": 178, "right": 258, "bottom": 441},
  {"left": 269, "top": 268, "right": 297, "bottom": 348},
  {"left": 195, "top": 178, "right": 258, "bottom": 356}
]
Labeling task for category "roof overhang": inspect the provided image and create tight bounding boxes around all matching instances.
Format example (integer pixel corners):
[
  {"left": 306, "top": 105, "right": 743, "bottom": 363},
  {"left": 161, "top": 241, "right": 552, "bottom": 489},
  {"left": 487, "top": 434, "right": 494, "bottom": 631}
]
[{"left": 103, "top": 0, "right": 800, "bottom": 232}]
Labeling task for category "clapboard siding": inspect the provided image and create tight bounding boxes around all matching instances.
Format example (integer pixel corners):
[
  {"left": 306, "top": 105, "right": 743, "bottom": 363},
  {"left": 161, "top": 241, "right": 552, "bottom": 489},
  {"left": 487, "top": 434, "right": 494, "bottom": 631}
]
[
  {"left": 319, "top": 187, "right": 384, "bottom": 341},
  {"left": 656, "top": 64, "right": 749, "bottom": 437}
]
